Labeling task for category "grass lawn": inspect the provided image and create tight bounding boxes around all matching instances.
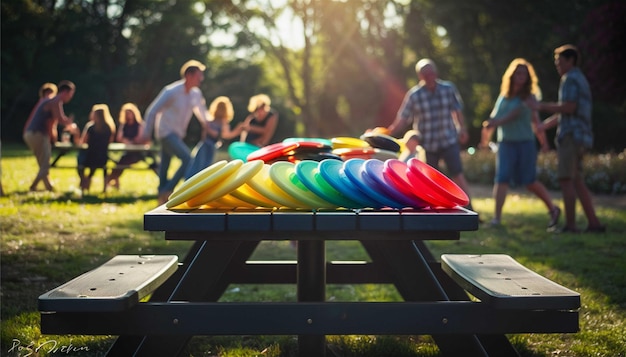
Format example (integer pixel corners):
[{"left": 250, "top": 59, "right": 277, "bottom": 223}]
[{"left": 1, "top": 143, "right": 625, "bottom": 356}]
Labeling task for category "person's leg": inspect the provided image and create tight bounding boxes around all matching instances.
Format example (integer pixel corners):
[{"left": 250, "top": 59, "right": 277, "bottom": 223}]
[
  {"left": 572, "top": 148, "right": 603, "bottom": 230},
  {"left": 158, "top": 134, "right": 191, "bottom": 203},
  {"left": 557, "top": 136, "right": 579, "bottom": 231},
  {"left": 492, "top": 142, "right": 515, "bottom": 224},
  {"left": 424, "top": 150, "right": 441, "bottom": 172},
  {"left": 493, "top": 182, "right": 508, "bottom": 224},
  {"left": 185, "top": 139, "right": 215, "bottom": 180},
  {"left": 440, "top": 143, "right": 474, "bottom": 210},
  {"left": 24, "top": 131, "right": 53, "bottom": 191},
  {"left": 517, "top": 140, "right": 561, "bottom": 228}
]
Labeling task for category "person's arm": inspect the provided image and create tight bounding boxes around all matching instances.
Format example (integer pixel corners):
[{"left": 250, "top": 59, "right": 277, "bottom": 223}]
[
  {"left": 116, "top": 124, "right": 126, "bottom": 143},
  {"left": 49, "top": 97, "right": 74, "bottom": 126},
  {"left": 77, "top": 124, "right": 89, "bottom": 145},
  {"left": 537, "top": 113, "right": 559, "bottom": 132},
  {"left": 452, "top": 110, "right": 469, "bottom": 145},
  {"left": 484, "top": 106, "right": 523, "bottom": 129},
  {"left": 537, "top": 101, "right": 577, "bottom": 115},
  {"left": 220, "top": 121, "right": 245, "bottom": 141},
  {"left": 529, "top": 96, "right": 550, "bottom": 152},
  {"left": 192, "top": 100, "right": 217, "bottom": 140}
]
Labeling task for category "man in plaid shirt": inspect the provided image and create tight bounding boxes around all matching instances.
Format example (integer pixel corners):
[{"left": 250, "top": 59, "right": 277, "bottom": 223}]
[
  {"left": 387, "top": 59, "right": 475, "bottom": 210},
  {"left": 533, "top": 44, "right": 604, "bottom": 233}
]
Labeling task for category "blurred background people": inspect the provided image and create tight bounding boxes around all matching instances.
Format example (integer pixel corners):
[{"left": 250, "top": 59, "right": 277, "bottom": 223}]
[
  {"left": 140, "top": 60, "right": 217, "bottom": 204},
  {"left": 241, "top": 94, "right": 279, "bottom": 147},
  {"left": 23, "top": 80, "right": 76, "bottom": 192},
  {"left": 76, "top": 104, "right": 116, "bottom": 193},
  {"left": 186, "top": 96, "right": 245, "bottom": 178},
  {"left": 106, "top": 103, "right": 146, "bottom": 189},
  {"left": 481, "top": 58, "right": 560, "bottom": 228}
]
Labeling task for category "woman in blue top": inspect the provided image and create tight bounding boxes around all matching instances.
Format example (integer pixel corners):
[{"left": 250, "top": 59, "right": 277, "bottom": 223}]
[{"left": 481, "top": 58, "right": 560, "bottom": 228}]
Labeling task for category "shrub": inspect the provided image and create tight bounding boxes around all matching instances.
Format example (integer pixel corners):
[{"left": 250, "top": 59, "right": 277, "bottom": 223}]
[{"left": 461, "top": 148, "right": 626, "bottom": 195}]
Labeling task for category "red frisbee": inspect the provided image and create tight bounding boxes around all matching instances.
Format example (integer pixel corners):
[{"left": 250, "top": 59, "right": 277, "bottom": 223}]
[
  {"left": 246, "top": 142, "right": 299, "bottom": 163},
  {"left": 383, "top": 159, "right": 451, "bottom": 208},
  {"left": 407, "top": 158, "right": 469, "bottom": 207}
]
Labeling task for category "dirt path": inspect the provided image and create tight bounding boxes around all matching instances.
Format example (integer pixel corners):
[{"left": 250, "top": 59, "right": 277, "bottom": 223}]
[{"left": 468, "top": 183, "right": 626, "bottom": 209}]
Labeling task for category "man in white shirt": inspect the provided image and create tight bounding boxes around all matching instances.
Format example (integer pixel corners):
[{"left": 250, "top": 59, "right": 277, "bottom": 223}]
[{"left": 142, "top": 60, "right": 218, "bottom": 205}]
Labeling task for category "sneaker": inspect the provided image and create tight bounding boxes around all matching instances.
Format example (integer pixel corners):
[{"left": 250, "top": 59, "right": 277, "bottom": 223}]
[
  {"left": 548, "top": 207, "right": 561, "bottom": 229},
  {"left": 488, "top": 218, "right": 501, "bottom": 227},
  {"left": 584, "top": 224, "right": 606, "bottom": 233}
]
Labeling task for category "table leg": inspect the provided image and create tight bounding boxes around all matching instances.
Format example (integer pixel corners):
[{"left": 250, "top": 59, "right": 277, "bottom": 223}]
[
  {"left": 50, "top": 148, "right": 70, "bottom": 167},
  {"left": 107, "top": 240, "right": 260, "bottom": 356},
  {"left": 297, "top": 240, "right": 326, "bottom": 357},
  {"left": 361, "top": 240, "right": 496, "bottom": 357}
]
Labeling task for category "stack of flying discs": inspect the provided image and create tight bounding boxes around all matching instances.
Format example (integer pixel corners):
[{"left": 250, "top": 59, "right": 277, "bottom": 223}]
[{"left": 165, "top": 155, "right": 468, "bottom": 210}]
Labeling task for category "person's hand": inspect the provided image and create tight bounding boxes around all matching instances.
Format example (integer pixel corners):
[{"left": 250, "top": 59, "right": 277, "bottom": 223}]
[
  {"left": 535, "top": 121, "right": 545, "bottom": 132},
  {"left": 458, "top": 130, "right": 469, "bottom": 145},
  {"left": 482, "top": 120, "right": 494, "bottom": 129}
]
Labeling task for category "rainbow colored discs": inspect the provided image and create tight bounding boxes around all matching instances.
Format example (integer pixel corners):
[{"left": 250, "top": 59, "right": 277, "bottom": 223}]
[
  {"left": 269, "top": 162, "right": 337, "bottom": 209},
  {"left": 318, "top": 159, "right": 382, "bottom": 209},
  {"left": 228, "top": 142, "right": 260, "bottom": 162},
  {"left": 407, "top": 158, "right": 469, "bottom": 207},
  {"left": 360, "top": 132, "right": 401, "bottom": 152},
  {"left": 166, "top": 160, "right": 242, "bottom": 209},
  {"left": 383, "top": 159, "right": 444, "bottom": 208},
  {"left": 362, "top": 159, "right": 426, "bottom": 208},
  {"left": 295, "top": 160, "right": 363, "bottom": 209},
  {"left": 246, "top": 164, "right": 310, "bottom": 208},
  {"left": 342, "top": 159, "right": 407, "bottom": 209},
  {"left": 186, "top": 160, "right": 264, "bottom": 208}
]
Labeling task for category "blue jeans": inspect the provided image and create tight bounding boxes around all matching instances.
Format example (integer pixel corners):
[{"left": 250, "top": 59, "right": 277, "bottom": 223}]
[
  {"left": 185, "top": 138, "right": 216, "bottom": 180},
  {"left": 159, "top": 133, "right": 191, "bottom": 194}
]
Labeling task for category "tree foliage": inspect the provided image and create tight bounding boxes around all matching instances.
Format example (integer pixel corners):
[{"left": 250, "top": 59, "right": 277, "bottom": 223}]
[{"left": 2, "top": 0, "right": 624, "bottom": 151}]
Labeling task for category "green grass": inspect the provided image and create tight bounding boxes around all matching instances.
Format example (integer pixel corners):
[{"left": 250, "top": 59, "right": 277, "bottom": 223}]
[{"left": 1, "top": 143, "right": 625, "bottom": 356}]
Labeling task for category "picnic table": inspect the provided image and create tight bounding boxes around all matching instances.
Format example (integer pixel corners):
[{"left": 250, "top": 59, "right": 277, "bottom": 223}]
[
  {"left": 39, "top": 206, "right": 580, "bottom": 356},
  {"left": 51, "top": 142, "right": 159, "bottom": 172}
]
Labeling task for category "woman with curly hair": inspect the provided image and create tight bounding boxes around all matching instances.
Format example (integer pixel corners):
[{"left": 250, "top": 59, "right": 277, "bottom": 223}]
[{"left": 481, "top": 58, "right": 561, "bottom": 228}]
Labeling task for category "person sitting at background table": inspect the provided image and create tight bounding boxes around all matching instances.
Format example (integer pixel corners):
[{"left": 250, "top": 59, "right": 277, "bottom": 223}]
[
  {"left": 75, "top": 104, "right": 116, "bottom": 192},
  {"left": 185, "top": 96, "right": 245, "bottom": 179},
  {"left": 480, "top": 58, "right": 560, "bottom": 228},
  {"left": 23, "top": 80, "right": 76, "bottom": 192},
  {"left": 241, "top": 94, "right": 279, "bottom": 147},
  {"left": 105, "top": 103, "right": 146, "bottom": 189}
]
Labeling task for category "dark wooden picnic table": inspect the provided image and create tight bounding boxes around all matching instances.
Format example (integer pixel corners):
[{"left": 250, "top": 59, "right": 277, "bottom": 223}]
[
  {"left": 39, "top": 206, "right": 580, "bottom": 357},
  {"left": 51, "top": 142, "right": 159, "bottom": 172}
]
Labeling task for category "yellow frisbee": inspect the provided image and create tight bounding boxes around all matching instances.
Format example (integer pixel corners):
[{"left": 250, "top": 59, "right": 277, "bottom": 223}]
[
  {"left": 246, "top": 164, "right": 309, "bottom": 208},
  {"left": 165, "top": 160, "right": 242, "bottom": 208},
  {"left": 269, "top": 162, "right": 337, "bottom": 209},
  {"left": 185, "top": 160, "right": 264, "bottom": 208},
  {"left": 330, "top": 137, "right": 371, "bottom": 149},
  {"left": 168, "top": 160, "right": 228, "bottom": 200}
]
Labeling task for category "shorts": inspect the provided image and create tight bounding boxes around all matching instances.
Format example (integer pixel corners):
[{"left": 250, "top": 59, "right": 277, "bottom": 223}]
[
  {"left": 557, "top": 134, "right": 585, "bottom": 180},
  {"left": 425, "top": 142, "right": 463, "bottom": 177},
  {"left": 495, "top": 140, "right": 537, "bottom": 185}
]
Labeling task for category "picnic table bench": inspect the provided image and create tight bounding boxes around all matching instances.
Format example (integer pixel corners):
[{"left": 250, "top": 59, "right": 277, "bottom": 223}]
[{"left": 39, "top": 207, "right": 580, "bottom": 357}]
